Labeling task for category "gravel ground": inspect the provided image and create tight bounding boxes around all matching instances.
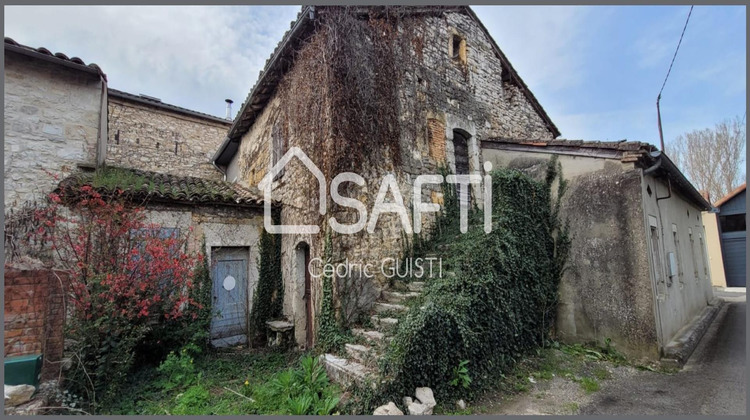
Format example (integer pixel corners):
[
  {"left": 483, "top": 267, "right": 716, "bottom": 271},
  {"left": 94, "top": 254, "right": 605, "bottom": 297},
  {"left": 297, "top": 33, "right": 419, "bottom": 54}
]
[{"left": 480, "top": 291, "right": 746, "bottom": 415}]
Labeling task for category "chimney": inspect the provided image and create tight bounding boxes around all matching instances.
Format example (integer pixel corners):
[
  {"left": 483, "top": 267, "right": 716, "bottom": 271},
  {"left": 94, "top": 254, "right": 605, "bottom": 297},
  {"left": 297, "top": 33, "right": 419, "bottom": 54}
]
[{"left": 225, "top": 99, "right": 234, "bottom": 120}]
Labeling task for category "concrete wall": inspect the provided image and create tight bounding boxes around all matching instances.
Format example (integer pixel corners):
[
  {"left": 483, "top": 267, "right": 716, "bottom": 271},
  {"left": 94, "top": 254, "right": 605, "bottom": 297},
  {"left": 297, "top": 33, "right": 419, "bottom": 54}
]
[
  {"left": 107, "top": 96, "right": 230, "bottom": 180},
  {"left": 641, "top": 174, "right": 714, "bottom": 348},
  {"left": 702, "top": 211, "right": 727, "bottom": 287},
  {"left": 4, "top": 51, "right": 103, "bottom": 208},
  {"left": 483, "top": 147, "right": 660, "bottom": 358}
]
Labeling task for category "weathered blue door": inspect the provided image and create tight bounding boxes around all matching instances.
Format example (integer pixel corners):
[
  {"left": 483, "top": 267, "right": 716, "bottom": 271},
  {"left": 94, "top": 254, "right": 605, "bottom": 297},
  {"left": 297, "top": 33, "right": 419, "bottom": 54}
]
[{"left": 210, "top": 248, "right": 248, "bottom": 347}]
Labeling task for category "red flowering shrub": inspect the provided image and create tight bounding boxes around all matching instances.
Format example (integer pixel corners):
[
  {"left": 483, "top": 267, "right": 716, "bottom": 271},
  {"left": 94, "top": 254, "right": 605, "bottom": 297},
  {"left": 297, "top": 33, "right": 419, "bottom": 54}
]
[{"left": 35, "top": 184, "right": 203, "bottom": 407}]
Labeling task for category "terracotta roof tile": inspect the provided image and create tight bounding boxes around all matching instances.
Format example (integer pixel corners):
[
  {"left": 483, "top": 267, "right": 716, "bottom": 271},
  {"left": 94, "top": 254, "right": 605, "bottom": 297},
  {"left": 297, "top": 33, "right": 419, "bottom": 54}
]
[
  {"left": 58, "top": 167, "right": 264, "bottom": 207},
  {"left": 4, "top": 37, "right": 105, "bottom": 78}
]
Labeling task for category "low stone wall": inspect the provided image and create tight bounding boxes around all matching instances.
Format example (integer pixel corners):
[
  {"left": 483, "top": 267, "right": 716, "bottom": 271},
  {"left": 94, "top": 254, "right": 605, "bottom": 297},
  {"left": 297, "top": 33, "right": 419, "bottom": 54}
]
[{"left": 4, "top": 267, "right": 68, "bottom": 380}]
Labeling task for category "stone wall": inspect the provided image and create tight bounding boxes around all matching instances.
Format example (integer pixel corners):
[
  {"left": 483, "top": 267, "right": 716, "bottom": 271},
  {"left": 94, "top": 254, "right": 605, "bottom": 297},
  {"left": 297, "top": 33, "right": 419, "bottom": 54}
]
[
  {"left": 140, "top": 203, "right": 264, "bottom": 344},
  {"left": 107, "top": 95, "right": 230, "bottom": 180},
  {"left": 4, "top": 267, "right": 68, "bottom": 381},
  {"left": 4, "top": 51, "right": 103, "bottom": 209},
  {"left": 227, "top": 9, "right": 559, "bottom": 347}
]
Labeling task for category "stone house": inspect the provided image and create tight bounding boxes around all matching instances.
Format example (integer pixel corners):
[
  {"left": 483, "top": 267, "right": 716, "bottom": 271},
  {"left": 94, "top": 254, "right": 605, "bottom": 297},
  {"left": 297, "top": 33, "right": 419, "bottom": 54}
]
[
  {"left": 211, "top": 5, "right": 717, "bottom": 361},
  {"left": 3, "top": 37, "right": 265, "bottom": 372},
  {"left": 211, "top": 5, "right": 560, "bottom": 349},
  {"left": 5, "top": 5, "right": 717, "bottom": 367}
]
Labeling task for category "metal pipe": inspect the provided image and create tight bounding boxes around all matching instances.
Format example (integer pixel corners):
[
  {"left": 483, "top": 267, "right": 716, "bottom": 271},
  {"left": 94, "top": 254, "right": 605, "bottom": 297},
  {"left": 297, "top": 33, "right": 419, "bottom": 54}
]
[
  {"left": 225, "top": 99, "right": 234, "bottom": 120},
  {"left": 657, "top": 94, "right": 665, "bottom": 153}
]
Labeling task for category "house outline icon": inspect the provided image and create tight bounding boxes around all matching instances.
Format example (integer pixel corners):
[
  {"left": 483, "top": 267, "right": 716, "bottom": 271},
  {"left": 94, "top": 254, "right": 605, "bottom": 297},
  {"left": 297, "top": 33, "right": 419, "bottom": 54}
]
[{"left": 258, "top": 147, "right": 326, "bottom": 234}]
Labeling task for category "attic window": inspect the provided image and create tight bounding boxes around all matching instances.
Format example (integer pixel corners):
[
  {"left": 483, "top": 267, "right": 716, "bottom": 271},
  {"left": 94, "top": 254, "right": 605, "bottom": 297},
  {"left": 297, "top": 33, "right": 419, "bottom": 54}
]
[{"left": 450, "top": 33, "right": 466, "bottom": 65}]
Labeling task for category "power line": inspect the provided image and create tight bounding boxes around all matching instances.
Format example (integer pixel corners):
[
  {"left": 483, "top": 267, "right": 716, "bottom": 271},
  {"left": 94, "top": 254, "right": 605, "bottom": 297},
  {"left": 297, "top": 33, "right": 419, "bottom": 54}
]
[
  {"left": 658, "top": 5, "right": 695, "bottom": 100},
  {"left": 657, "top": 5, "right": 695, "bottom": 152}
]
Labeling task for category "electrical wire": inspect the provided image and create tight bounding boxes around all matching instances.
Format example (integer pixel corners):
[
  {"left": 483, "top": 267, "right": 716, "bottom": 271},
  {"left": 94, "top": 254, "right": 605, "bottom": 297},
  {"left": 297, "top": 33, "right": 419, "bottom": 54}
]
[{"left": 658, "top": 5, "right": 695, "bottom": 100}]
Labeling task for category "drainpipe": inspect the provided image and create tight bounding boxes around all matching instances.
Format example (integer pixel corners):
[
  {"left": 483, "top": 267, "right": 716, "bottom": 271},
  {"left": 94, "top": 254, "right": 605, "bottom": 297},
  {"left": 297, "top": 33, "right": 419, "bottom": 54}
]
[
  {"left": 213, "top": 160, "right": 227, "bottom": 181},
  {"left": 213, "top": 137, "right": 229, "bottom": 181},
  {"left": 96, "top": 74, "right": 108, "bottom": 168}
]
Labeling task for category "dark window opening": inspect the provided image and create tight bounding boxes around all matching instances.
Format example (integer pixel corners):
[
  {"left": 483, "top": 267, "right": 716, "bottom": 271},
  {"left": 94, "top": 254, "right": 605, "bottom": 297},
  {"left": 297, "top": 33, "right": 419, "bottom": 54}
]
[
  {"left": 272, "top": 123, "right": 287, "bottom": 180},
  {"left": 719, "top": 214, "right": 746, "bottom": 233},
  {"left": 452, "top": 34, "right": 461, "bottom": 60},
  {"left": 647, "top": 185, "right": 652, "bottom": 196},
  {"left": 452, "top": 129, "right": 471, "bottom": 203}
]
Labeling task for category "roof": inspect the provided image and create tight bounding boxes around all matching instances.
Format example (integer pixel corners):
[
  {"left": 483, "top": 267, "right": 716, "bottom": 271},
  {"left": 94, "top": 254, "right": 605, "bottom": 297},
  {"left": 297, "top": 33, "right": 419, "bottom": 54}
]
[
  {"left": 108, "top": 88, "right": 232, "bottom": 125},
  {"left": 482, "top": 137, "right": 712, "bottom": 211},
  {"left": 213, "top": 5, "right": 560, "bottom": 166},
  {"left": 58, "top": 167, "right": 264, "bottom": 208},
  {"left": 714, "top": 183, "right": 746, "bottom": 208},
  {"left": 4, "top": 37, "right": 106, "bottom": 80},
  {"left": 483, "top": 137, "right": 657, "bottom": 159}
]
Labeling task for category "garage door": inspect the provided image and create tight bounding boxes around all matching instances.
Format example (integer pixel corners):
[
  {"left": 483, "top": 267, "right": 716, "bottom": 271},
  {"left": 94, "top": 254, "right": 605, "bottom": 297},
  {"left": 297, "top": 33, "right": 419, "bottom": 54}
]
[{"left": 721, "top": 233, "right": 746, "bottom": 287}]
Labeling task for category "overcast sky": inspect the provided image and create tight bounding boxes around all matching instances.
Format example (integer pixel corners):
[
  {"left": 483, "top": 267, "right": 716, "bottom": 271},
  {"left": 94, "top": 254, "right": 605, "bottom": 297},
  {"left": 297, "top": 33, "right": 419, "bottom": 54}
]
[{"left": 4, "top": 5, "right": 746, "bottom": 147}]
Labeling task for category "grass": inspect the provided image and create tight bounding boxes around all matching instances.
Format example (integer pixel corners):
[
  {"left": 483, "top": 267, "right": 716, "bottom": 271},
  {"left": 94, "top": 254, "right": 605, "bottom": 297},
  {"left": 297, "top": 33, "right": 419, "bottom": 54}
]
[
  {"left": 98, "top": 348, "right": 341, "bottom": 415},
  {"left": 563, "top": 401, "right": 580, "bottom": 413},
  {"left": 577, "top": 377, "right": 600, "bottom": 393}
]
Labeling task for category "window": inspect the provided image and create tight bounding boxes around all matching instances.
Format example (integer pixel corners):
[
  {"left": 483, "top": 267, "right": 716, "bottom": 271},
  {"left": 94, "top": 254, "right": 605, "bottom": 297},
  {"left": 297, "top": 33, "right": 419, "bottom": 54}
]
[
  {"left": 451, "top": 34, "right": 461, "bottom": 59},
  {"left": 450, "top": 33, "right": 467, "bottom": 65},
  {"left": 272, "top": 123, "right": 287, "bottom": 179},
  {"left": 671, "top": 224, "right": 683, "bottom": 286},
  {"left": 650, "top": 225, "right": 664, "bottom": 286},
  {"left": 719, "top": 214, "right": 746, "bottom": 233}
]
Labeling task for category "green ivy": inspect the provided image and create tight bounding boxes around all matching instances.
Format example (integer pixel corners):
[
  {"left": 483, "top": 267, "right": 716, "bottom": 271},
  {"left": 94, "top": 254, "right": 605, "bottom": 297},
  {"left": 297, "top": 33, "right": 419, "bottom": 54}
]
[
  {"left": 249, "top": 210, "right": 284, "bottom": 346},
  {"left": 379, "top": 160, "right": 570, "bottom": 402},
  {"left": 316, "top": 229, "right": 349, "bottom": 353}
]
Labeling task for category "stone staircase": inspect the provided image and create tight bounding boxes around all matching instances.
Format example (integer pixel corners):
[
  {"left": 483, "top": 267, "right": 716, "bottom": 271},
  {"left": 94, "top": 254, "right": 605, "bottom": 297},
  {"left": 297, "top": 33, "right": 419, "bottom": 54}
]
[{"left": 321, "top": 280, "right": 425, "bottom": 388}]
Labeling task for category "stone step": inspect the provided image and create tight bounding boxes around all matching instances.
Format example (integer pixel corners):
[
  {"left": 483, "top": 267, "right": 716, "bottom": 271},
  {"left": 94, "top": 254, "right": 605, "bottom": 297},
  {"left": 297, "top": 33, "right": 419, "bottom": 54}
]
[
  {"left": 371, "top": 315, "right": 399, "bottom": 333},
  {"left": 373, "top": 302, "right": 408, "bottom": 314},
  {"left": 382, "top": 290, "right": 421, "bottom": 303},
  {"left": 345, "top": 343, "right": 377, "bottom": 366},
  {"left": 320, "top": 353, "right": 373, "bottom": 388},
  {"left": 407, "top": 281, "right": 425, "bottom": 292},
  {"left": 352, "top": 328, "right": 390, "bottom": 345}
]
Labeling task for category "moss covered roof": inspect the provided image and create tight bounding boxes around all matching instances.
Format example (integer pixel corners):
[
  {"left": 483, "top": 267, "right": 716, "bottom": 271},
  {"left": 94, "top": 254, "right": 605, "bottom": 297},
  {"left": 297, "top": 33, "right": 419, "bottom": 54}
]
[{"left": 59, "top": 167, "right": 264, "bottom": 208}]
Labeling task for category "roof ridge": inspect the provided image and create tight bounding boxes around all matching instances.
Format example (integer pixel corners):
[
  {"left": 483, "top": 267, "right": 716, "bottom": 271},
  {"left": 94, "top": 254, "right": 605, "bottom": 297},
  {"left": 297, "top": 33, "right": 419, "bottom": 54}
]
[
  {"left": 4, "top": 36, "right": 105, "bottom": 78},
  {"left": 108, "top": 88, "right": 231, "bottom": 124}
]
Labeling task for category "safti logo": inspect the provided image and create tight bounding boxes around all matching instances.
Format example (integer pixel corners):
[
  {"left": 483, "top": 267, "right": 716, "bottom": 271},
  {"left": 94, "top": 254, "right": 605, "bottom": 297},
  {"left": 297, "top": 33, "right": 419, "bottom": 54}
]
[{"left": 258, "top": 147, "right": 494, "bottom": 235}]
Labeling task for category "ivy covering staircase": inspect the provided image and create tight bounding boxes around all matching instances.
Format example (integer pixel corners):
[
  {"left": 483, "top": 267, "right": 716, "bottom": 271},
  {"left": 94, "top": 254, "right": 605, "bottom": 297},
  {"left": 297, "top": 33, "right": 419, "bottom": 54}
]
[{"left": 321, "top": 280, "right": 425, "bottom": 387}]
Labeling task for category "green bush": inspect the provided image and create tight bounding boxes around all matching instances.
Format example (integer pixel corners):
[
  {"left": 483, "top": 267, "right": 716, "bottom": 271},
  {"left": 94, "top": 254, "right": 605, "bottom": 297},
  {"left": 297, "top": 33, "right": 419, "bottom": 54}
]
[
  {"left": 156, "top": 343, "right": 203, "bottom": 391},
  {"left": 172, "top": 384, "right": 211, "bottom": 415},
  {"left": 254, "top": 355, "right": 340, "bottom": 415},
  {"left": 380, "top": 161, "right": 570, "bottom": 401}
]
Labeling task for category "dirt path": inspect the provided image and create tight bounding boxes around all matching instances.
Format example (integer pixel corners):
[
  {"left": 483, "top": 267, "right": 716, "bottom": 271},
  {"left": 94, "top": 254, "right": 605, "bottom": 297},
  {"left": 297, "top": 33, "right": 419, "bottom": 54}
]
[{"left": 476, "top": 291, "right": 745, "bottom": 416}]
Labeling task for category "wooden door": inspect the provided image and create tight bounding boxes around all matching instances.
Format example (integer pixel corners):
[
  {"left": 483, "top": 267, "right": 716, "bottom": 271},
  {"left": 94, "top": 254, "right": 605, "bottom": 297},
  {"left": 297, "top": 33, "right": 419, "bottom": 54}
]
[{"left": 210, "top": 248, "right": 248, "bottom": 347}]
